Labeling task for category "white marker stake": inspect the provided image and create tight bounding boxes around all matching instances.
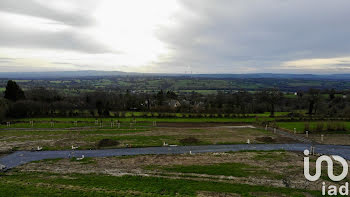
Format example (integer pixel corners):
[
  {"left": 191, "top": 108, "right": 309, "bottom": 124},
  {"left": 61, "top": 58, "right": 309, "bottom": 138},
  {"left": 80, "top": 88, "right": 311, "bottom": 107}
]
[
  {"left": 247, "top": 139, "right": 250, "bottom": 144},
  {"left": 306, "top": 131, "right": 309, "bottom": 138},
  {"left": 310, "top": 146, "right": 315, "bottom": 155},
  {"left": 294, "top": 128, "right": 296, "bottom": 134},
  {"left": 321, "top": 134, "right": 324, "bottom": 142}
]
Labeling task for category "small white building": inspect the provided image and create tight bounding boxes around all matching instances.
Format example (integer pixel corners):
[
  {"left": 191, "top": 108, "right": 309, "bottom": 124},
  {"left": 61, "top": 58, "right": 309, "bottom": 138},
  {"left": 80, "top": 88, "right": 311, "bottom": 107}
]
[
  {"left": 168, "top": 100, "right": 181, "bottom": 108},
  {"left": 0, "top": 164, "right": 6, "bottom": 170}
]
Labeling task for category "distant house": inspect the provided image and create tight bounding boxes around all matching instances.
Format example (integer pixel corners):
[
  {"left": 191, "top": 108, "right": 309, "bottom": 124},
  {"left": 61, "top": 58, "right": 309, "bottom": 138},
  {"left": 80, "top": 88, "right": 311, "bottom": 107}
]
[
  {"left": 194, "top": 101, "right": 205, "bottom": 111},
  {"left": 168, "top": 100, "right": 181, "bottom": 108},
  {"left": 182, "top": 99, "right": 190, "bottom": 105}
]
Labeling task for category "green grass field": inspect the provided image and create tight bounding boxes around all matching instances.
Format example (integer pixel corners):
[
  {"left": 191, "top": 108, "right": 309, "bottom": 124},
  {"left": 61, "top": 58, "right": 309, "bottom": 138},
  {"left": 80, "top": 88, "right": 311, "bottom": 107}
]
[
  {"left": 276, "top": 121, "right": 350, "bottom": 133},
  {"left": 10, "top": 111, "right": 289, "bottom": 120},
  {"left": 0, "top": 171, "right": 319, "bottom": 197},
  {"left": 12, "top": 117, "right": 256, "bottom": 123},
  {"left": 160, "top": 162, "right": 280, "bottom": 178},
  {"left": 0, "top": 121, "right": 150, "bottom": 129},
  {"left": 0, "top": 120, "right": 277, "bottom": 151},
  {"left": 13, "top": 116, "right": 276, "bottom": 124}
]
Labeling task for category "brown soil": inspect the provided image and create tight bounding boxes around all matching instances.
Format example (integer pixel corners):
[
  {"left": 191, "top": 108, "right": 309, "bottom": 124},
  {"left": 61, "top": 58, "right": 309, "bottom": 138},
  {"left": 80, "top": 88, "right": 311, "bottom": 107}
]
[
  {"left": 0, "top": 126, "right": 298, "bottom": 151},
  {"left": 308, "top": 134, "right": 350, "bottom": 145},
  {"left": 17, "top": 151, "right": 338, "bottom": 191}
]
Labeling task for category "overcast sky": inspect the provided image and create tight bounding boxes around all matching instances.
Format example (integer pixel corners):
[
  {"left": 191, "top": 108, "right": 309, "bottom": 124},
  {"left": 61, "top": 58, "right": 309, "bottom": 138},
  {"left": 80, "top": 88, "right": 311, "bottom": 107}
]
[{"left": 0, "top": 0, "right": 350, "bottom": 74}]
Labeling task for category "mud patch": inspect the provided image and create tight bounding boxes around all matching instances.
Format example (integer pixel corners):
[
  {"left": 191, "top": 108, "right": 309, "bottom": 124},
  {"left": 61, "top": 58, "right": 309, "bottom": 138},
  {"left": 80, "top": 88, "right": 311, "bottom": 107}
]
[{"left": 255, "top": 136, "right": 276, "bottom": 143}]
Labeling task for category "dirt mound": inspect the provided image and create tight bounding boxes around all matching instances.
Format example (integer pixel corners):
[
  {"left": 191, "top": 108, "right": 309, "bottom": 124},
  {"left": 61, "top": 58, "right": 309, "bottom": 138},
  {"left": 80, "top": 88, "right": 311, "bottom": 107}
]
[
  {"left": 255, "top": 137, "right": 276, "bottom": 143},
  {"left": 179, "top": 137, "right": 200, "bottom": 145},
  {"left": 97, "top": 139, "right": 120, "bottom": 148}
]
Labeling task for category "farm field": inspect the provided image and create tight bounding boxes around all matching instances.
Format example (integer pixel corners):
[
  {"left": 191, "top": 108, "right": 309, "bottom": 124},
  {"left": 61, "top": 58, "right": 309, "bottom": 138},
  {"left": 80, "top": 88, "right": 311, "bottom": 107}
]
[
  {"left": 276, "top": 121, "right": 350, "bottom": 134},
  {"left": 4, "top": 77, "right": 350, "bottom": 93},
  {"left": 0, "top": 150, "right": 330, "bottom": 196},
  {"left": 307, "top": 133, "right": 350, "bottom": 145},
  {"left": 0, "top": 121, "right": 292, "bottom": 152},
  {"left": 12, "top": 117, "right": 270, "bottom": 123},
  {"left": 274, "top": 121, "right": 350, "bottom": 145},
  {"left": 3, "top": 118, "right": 350, "bottom": 153},
  {"left": 10, "top": 111, "right": 289, "bottom": 121}
]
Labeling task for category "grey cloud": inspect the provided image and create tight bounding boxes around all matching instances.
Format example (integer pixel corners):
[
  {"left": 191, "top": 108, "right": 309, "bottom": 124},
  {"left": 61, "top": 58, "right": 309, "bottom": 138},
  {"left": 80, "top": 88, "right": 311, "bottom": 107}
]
[
  {"left": 0, "top": 57, "right": 17, "bottom": 64},
  {"left": 155, "top": 0, "right": 350, "bottom": 73},
  {"left": 0, "top": 0, "right": 95, "bottom": 26},
  {"left": 0, "top": 23, "right": 111, "bottom": 53},
  {"left": 0, "top": 58, "right": 16, "bottom": 60}
]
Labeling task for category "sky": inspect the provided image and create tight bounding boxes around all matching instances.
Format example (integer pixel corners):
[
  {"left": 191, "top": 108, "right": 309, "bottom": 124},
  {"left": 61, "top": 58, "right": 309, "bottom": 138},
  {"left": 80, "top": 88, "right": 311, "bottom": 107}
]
[{"left": 0, "top": 0, "right": 350, "bottom": 74}]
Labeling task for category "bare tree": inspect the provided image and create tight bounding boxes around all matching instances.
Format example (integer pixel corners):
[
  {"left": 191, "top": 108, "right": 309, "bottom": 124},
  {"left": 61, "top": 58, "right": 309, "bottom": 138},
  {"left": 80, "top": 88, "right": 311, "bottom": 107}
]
[{"left": 258, "top": 88, "right": 283, "bottom": 117}]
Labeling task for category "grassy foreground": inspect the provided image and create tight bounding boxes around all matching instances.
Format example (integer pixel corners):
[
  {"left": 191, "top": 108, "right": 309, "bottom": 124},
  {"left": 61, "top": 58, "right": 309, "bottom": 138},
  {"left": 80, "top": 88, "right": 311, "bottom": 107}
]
[
  {"left": 0, "top": 168, "right": 319, "bottom": 197},
  {"left": 1, "top": 150, "right": 326, "bottom": 197}
]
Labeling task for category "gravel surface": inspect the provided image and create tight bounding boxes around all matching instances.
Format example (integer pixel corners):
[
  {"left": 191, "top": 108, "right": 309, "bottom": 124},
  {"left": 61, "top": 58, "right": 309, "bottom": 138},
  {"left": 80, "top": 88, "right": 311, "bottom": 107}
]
[{"left": 1, "top": 143, "right": 350, "bottom": 170}]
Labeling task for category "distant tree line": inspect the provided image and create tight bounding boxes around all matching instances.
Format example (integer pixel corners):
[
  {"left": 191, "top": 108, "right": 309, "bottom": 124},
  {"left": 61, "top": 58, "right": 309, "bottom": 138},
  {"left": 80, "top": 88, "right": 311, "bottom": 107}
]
[{"left": 1, "top": 80, "right": 350, "bottom": 120}]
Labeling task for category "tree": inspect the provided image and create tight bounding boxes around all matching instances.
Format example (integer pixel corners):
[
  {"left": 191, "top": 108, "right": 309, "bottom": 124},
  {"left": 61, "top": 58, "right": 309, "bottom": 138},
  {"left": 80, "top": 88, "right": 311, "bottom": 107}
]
[
  {"left": 306, "top": 88, "right": 321, "bottom": 115},
  {"left": 258, "top": 89, "right": 283, "bottom": 117},
  {"left": 6, "top": 100, "right": 32, "bottom": 118},
  {"left": 156, "top": 90, "right": 165, "bottom": 106},
  {"left": 233, "top": 90, "right": 252, "bottom": 115},
  {"left": 0, "top": 98, "right": 9, "bottom": 121},
  {"left": 26, "top": 87, "right": 61, "bottom": 102},
  {"left": 4, "top": 80, "right": 25, "bottom": 102},
  {"left": 96, "top": 100, "right": 104, "bottom": 116},
  {"left": 329, "top": 88, "right": 336, "bottom": 100},
  {"left": 166, "top": 91, "right": 178, "bottom": 99}
]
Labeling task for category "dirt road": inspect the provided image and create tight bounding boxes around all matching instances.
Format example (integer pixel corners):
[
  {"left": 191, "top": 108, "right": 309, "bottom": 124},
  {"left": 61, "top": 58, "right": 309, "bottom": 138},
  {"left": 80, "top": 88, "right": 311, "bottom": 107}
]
[{"left": 1, "top": 143, "right": 350, "bottom": 170}]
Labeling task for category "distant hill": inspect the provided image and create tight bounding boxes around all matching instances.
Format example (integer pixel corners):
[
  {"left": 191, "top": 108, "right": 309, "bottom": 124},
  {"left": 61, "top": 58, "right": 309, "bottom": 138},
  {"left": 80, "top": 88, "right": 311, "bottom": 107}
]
[
  {"left": 0, "top": 70, "right": 132, "bottom": 79},
  {"left": 1, "top": 70, "right": 350, "bottom": 80},
  {"left": 194, "top": 73, "right": 350, "bottom": 79}
]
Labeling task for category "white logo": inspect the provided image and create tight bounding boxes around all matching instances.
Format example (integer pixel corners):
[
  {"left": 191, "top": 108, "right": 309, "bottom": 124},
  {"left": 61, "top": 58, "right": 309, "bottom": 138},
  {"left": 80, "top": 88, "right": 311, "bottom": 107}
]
[
  {"left": 304, "top": 149, "right": 348, "bottom": 182},
  {"left": 304, "top": 149, "right": 349, "bottom": 196}
]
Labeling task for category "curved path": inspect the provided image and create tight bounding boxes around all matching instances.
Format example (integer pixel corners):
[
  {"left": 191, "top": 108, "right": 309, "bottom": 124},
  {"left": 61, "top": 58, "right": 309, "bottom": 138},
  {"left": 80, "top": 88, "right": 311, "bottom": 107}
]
[{"left": 2, "top": 143, "right": 350, "bottom": 170}]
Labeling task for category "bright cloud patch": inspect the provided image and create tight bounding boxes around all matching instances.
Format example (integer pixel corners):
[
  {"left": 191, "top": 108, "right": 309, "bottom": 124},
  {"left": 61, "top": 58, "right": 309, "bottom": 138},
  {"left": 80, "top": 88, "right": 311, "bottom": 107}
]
[
  {"left": 282, "top": 57, "right": 350, "bottom": 70},
  {"left": 0, "top": 0, "right": 350, "bottom": 73}
]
